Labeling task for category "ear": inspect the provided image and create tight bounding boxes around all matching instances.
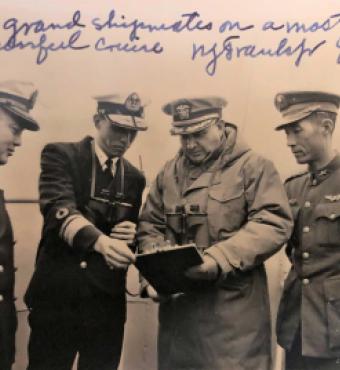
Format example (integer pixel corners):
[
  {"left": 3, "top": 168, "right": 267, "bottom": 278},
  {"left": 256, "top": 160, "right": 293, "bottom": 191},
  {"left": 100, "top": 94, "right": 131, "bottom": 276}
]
[
  {"left": 320, "top": 118, "right": 334, "bottom": 136},
  {"left": 93, "top": 114, "right": 102, "bottom": 129}
]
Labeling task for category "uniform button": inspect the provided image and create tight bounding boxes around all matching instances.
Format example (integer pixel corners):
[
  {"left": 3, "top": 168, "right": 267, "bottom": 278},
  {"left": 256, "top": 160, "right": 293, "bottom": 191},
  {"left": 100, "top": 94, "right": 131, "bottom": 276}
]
[
  {"left": 0, "top": 295, "right": 4, "bottom": 302},
  {"left": 302, "top": 252, "right": 310, "bottom": 259},
  {"left": 0, "top": 265, "right": 4, "bottom": 273},
  {"left": 80, "top": 261, "right": 87, "bottom": 269},
  {"left": 304, "top": 201, "right": 311, "bottom": 208},
  {"left": 302, "top": 278, "right": 310, "bottom": 285},
  {"left": 303, "top": 226, "right": 310, "bottom": 233},
  {"left": 312, "top": 179, "right": 317, "bottom": 186},
  {"left": 330, "top": 213, "right": 337, "bottom": 220}
]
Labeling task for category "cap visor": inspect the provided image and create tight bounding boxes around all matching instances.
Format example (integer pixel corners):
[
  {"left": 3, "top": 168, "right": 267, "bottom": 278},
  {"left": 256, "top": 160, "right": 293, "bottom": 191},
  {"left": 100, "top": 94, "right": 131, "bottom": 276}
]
[
  {"left": 3, "top": 106, "right": 39, "bottom": 131},
  {"left": 107, "top": 114, "right": 147, "bottom": 131},
  {"left": 170, "top": 118, "right": 216, "bottom": 135}
]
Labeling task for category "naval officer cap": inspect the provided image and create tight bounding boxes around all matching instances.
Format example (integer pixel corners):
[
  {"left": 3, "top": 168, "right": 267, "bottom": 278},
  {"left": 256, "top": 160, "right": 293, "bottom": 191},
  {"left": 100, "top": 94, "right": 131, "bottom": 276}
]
[
  {"left": 0, "top": 80, "right": 39, "bottom": 131},
  {"left": 163, "top": 96, "right": 227, "bottom": 135},
  {"left": 274, "top": 91, "right": 340, "bottom": 130},
  {"left": 94, "top": 92, "right": 148, "bottom": 131}
]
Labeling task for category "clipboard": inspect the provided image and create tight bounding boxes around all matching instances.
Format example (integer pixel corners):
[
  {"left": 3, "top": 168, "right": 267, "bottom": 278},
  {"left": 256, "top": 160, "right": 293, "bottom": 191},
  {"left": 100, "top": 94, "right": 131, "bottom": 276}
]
[{"left": 135, "top": 243, "right": 204, "bottom": 295}]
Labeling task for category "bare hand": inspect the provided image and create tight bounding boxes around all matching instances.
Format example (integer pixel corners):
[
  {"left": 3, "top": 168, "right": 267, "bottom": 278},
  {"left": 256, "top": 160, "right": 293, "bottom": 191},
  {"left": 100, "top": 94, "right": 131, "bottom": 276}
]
[
  {"left": 94, "top": 235, "right": 136, "bottom": 269},
  {"left": 110, "top": 221, "right": 136, "bottom": 245},
  {"left": 146, "top": 285, "right": 172, "bottom": 303},
  {"left": 185, "top": 255, "right": 219, "bottom": 280}
]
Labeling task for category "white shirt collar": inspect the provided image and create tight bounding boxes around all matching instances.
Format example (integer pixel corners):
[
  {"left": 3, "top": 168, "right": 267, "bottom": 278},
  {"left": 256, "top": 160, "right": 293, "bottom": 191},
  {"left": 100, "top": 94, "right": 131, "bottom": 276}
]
[{"left": 94, "top": 140, "right": 119, "bottom": 171}]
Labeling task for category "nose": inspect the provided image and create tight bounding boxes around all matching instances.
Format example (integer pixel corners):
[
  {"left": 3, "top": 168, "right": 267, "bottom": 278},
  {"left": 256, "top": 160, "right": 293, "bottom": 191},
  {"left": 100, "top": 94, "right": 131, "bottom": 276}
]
[
  {"left": 120, "top": 132, "right": 131, "bottom": 146},
  {"left": 286, "top": 132, "right": 296, "bottom": 147},
  {"left": 13, "top": 132, "right": 22, "bottom": 147},
  {"left": 185, "top": 135, "right": 196, "bottom": 149}
]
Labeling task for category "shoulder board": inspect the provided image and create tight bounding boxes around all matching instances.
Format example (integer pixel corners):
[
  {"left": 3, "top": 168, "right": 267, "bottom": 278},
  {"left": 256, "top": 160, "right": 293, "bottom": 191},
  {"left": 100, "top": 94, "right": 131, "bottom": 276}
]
[{"left": 284, "top": 170, "right": 309, "bottom": 184}]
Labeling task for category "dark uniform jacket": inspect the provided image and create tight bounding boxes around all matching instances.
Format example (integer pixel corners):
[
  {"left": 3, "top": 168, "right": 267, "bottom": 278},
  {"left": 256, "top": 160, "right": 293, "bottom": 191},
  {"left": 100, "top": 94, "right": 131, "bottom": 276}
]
[
  {"left": 277, "top": 154, "right": 340, "bottom": 358},
  {"left": 0, "top": 190, "right": 17, "bottom": 367},
  {"left": 138, "top": 133, "right": 293, "bottom": 370},
  {"left": 25, "top": 136, "right": 145, "bottom": 311}
]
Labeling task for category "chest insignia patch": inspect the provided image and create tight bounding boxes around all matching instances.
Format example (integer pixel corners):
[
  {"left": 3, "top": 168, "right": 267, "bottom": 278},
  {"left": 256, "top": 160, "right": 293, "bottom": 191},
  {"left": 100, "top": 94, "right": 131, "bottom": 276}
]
[{"left": 324, "top": 194, "right": 340, "bottom": 202}]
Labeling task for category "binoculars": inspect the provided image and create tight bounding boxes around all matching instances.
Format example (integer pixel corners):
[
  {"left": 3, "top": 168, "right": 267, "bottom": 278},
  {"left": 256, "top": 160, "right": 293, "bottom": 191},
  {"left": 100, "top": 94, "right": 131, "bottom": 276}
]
[
  {"left": 86, "top": 193, "right": 134, "bottom": 235},
  {"left": 165, "top": 204, "right": 209, "bottom": 250}
]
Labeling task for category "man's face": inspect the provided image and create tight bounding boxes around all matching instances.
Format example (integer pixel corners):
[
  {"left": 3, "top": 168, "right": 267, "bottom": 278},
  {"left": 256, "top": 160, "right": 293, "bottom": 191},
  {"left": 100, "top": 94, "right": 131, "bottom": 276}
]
[
  {"left": 96, "top": 117, "right": 137, "bottom": 157},
  {"left": 284, "top": 117, "right": 326, "bottom": 165},
  {"left": 0, "top": 108, "right": 23, "bottom": 165},
  {"left": 180, "top": 122, "right": 223, "bottom": 164}
]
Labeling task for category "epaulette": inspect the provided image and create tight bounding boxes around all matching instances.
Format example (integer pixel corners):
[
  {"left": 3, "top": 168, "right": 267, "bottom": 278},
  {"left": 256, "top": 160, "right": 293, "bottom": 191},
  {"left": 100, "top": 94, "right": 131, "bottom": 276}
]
[{"left": 284, "top": 170, "right": 309, "bottom": 184}]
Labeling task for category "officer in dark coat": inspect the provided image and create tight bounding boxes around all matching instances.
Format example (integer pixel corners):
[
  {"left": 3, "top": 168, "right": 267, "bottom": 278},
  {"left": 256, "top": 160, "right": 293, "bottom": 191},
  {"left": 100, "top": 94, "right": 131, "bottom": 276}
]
[
  {"left": 275, "top": 91, "right": 340, "bottom": 370},
  {"left": 0, "top": 80, "right": 39, "bottom": 370},
  {"left": 25, "top": 93, "right": 147, "bottom": 370}
]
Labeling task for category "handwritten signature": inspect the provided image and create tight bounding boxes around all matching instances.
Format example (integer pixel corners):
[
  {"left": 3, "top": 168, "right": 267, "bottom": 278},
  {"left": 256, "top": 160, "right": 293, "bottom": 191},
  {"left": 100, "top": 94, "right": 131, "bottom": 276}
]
[{"left": 192, "top": 36, "right": 326, "bottom": 76}]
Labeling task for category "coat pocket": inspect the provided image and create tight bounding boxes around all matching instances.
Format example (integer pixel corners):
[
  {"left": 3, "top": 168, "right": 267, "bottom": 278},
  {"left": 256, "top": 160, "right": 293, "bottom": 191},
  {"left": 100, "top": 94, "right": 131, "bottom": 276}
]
[
  {"left": 324, "top": 277, "right": 340, "bottom": 350},
  {"left": 208, "top": 185, "right": 246, "bottom": 235},
  {"left": 314, "top": 203, "right": 340, "bottom": 247}
]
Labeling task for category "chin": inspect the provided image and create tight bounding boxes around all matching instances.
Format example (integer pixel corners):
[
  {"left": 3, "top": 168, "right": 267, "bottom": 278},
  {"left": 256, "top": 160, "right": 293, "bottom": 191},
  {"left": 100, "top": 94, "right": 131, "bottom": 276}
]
[
  {"left": 295, "top": 157, "right": 309, "bottom": 165},
  {"left": 188, "top": 156, "right": 205, "bottom": 164},
  {"left": 0, "top": 157, "right": 8, "bottom": 165}
]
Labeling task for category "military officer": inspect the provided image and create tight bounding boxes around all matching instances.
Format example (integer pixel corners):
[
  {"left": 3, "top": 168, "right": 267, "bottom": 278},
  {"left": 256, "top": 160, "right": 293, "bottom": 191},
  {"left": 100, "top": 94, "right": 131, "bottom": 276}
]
[
  {"left": 275, "top": 91, "right": 340, "bottom": 370},
  {"left": 0, "top": 80, "right": 39, "bottom": 370},
  {"left": 25, "top": 92, "right": 147, "bottom": 370},
  {"left": 137, "top": 96, "right": 293, "bottom": 370}
]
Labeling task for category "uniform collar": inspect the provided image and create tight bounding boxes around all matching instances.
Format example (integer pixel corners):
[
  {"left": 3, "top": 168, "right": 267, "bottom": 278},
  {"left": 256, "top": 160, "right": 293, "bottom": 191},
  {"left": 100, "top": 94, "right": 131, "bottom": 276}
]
[
  {"left": 94, "top": 140, "right": 119, "bottom": 171},
  {"left": 310, "top": 152, "right": 340, "bottom": 185}
]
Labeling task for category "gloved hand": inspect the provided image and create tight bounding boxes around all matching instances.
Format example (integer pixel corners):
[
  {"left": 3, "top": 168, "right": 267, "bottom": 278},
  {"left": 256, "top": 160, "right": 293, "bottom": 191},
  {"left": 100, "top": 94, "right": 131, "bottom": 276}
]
[{"left": 185, "top": 255, "right": 219, "bottom": 280}]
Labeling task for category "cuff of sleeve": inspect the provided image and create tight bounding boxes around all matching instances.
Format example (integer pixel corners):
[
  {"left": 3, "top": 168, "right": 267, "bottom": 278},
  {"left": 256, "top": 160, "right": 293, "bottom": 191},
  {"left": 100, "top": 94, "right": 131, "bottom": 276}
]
[
  {"left": 205, "top": 245, "right": 233, "bottom": 279},
  {"left": 73, "top": 225, "right": 103, "bottom": 253}
]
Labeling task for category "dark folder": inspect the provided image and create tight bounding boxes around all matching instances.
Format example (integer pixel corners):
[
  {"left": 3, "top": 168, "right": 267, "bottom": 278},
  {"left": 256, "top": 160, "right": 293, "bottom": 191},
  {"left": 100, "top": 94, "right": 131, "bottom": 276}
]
[{"left": 135, "top": 243, "right": 204, "bottom": 295}]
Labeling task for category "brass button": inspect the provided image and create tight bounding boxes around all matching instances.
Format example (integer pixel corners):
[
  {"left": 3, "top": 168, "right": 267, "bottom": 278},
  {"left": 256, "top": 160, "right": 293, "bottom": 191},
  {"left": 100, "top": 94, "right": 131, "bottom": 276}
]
[
  {"left": 302, "top": 278, "right": 310, "bottom": 285},
  {"left": 304, "top": 201, "right": 311, "bottom": 208},
  {"left": 0, "top": 265, "right": 4, "bottom": 273},
  {"left": 0, "top": 295, "right": 4, "bottom": 302},
  {"left": 80, "top": 261, "right": 87, "bottom": 269},
  {"left": 330, "top": 213, "right": 337, "bottom": 220},
  {"left": 303, "top": 226, "right": 310, "bottom": 233},
  {"left": 302, "top": 252, "right": 310, "bottom": 259}
]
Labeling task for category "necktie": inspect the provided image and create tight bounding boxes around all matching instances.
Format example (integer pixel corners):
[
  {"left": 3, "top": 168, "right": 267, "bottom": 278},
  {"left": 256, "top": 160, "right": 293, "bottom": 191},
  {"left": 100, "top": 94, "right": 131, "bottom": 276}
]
[{"left": 104, "top": 157, "right": 114, "bottom": 178}]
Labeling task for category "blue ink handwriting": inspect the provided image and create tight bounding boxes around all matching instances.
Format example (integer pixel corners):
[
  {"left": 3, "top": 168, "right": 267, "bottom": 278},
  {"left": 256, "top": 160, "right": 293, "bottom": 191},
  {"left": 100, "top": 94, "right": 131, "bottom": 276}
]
[
  {"left": 95, "top": 37, "right": 163, "bottom": 54},
  {"left": 263, "top": 13, "right": 340, "bottom": 33},
  {"left": 192, "top": 36, "right": 326, "bottom": 76},
  {"left": 92, "top": 9, "right": 212, "bottom": 41}
]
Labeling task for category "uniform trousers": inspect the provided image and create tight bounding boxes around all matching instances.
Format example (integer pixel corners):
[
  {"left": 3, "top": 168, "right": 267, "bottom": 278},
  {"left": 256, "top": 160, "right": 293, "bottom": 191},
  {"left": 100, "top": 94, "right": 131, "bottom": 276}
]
[
  {"left": 26, "top": 296, "right": 125, "bottom": 370},
  {"left": 0, "top": 301, "right": 17, "bottom": 370}
]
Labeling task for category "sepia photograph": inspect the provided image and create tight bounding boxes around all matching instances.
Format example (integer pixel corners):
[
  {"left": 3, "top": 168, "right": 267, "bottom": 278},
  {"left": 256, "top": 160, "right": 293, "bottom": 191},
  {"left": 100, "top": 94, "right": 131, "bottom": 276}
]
[{"left": 1, "top": 1, "right": 340, "bottom": 369}]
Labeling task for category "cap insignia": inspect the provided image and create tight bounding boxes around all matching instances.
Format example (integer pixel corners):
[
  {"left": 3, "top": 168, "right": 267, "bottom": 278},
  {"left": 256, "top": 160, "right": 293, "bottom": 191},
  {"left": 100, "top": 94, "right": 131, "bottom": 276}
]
[{"left": 176, "top": 104, "right": 191, "bottom": 120}]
